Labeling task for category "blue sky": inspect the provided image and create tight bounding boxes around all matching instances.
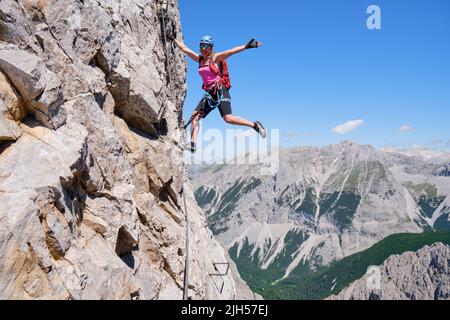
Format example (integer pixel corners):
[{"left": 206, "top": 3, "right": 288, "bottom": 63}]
[{"left": 178, "top": 0, "right": 450, "bottom": 151}]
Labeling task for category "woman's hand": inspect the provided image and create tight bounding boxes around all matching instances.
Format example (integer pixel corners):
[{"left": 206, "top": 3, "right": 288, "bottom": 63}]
[{"left": 245, "top": 39, "right": 263, "bottom": 49}]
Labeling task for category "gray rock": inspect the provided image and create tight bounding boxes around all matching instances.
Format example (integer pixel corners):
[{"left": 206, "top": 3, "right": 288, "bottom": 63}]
[
  {"left": 0, "top": 0, "right": 32, "bottom": 46},
  {"left": 30, "top": 28, "right": 90, "bottom": 102},
  {"left": 38, "top": 0, "right": 113, "bottom": 65},
  {"left": 55, "top": 231, "right": 140, "bottom": 300},
  {"left": 0, "top": 120, "right": 87, "bottom": 299},
  {"left": 29, "top": 70, "right": 66, "bottom": 129},
  {"left": 82, "top": 212, "right": 108, "bottom": 235},
  {"left": 329, "top": 243, "right": 450, "bottom": 300},
  {"left": 35, "top": 187, "right": 72, "bottom": 259},
  {"left": 0, "top": 120, "right": 87, "bottom": 193},
  {"left": 0, "top": 43, "right": 46, "bottom": 102},
  {"left": 0, "top": 191, "right": 70, "bottom": 299},
  {"left": 0, "top": 70, "right": 26, "bottom": 122},
  {"left": 0, "top": 44, "right": 66, "bottom": 130},
  {"left": 0, "top": 118, "right": 20, "bottom": 140},
  {"left": 0, "top": 104, "right": 21, "bottom": 141}
]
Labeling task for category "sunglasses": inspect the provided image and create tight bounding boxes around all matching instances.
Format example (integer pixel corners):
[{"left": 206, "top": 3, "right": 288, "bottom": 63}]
[{"left": 200, "top": 44, "right": 212, "bottom": 49}]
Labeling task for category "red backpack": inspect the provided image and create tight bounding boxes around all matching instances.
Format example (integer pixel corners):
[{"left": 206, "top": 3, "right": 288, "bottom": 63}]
[{"left": 199, "top": 56, "right": 232, "bottom": 90}]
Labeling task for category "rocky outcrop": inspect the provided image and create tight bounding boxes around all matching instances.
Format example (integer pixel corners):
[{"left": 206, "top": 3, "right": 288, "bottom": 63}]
[
  {"left": 0, "top": 43, "right": 47, "bottom": 102},
  {"left": 434, "top": 163, "right": 450, "bottom": 177},
  {"left": 0, "top": 42, "right": 65, "bottom": 129},
  {"left": 0, "top": 69, "right": 25, "bottom": 141},
  {"left": 328, "top": 243, "right": 450, "bottom": 300},
  {"left": 0, "top": 0, "right": 255, "bottom": 300}
]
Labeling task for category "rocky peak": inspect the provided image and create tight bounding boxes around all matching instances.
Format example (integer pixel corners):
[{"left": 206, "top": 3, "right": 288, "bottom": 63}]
[
  {"left": 434, "top": 163, "right": 450, "bottom": 177},
  {"left": 328, "top": 242, "right": 450, "bottom": 300}
]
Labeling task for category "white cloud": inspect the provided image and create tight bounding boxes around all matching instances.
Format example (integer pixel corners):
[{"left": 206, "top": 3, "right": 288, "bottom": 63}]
[
  {"left": 399, "top": 125, "right": 415, "bottom": 132},
  {"left": 332, "top": 119, "right": 364, "bottom": 134}
]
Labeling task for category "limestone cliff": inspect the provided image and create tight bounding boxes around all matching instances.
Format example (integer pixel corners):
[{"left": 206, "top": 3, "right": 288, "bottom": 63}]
[
  {"left": 0, "top": 0, "right": 256, "bottom": 300},
  {"left": 328, "top": 243, "right": 450, "bottom": 300}
]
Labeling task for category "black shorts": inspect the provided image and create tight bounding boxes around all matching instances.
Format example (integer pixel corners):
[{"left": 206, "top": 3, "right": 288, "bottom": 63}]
[{"left": 195, "top": 87, "right": 232, "bottom": 118}]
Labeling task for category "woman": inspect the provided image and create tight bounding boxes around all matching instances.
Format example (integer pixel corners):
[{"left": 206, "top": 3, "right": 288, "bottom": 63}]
[{"left": 172, "top": 35, "right": 266, "bottom": 153}]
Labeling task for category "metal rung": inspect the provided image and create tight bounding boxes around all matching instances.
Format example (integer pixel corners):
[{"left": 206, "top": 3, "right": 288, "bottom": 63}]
[
  {"left": 209, "top": 274, "right": 225, "bottom": 294},
  {"left": 210, "top": 262, "right": 229, "bottom": 276},
  {"left": 209, "top": 262, "right": 230, "bottom": 294}
]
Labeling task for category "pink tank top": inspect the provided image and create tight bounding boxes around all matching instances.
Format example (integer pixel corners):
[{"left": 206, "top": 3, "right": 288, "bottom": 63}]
[{"left": 199, "top": 63, "right": 220, "bottom": 91}]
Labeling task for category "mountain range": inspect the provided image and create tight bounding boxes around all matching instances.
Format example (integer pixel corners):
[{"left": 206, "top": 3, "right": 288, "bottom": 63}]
[{"left": 190, "top": 141, "right": 450, "bottom": 298}]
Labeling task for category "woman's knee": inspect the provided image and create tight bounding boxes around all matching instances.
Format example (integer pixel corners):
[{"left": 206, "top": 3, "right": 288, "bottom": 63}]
[
  {"left": 223, "top": 114, "right": 233, "bottom": 123},
  {"left": 193, "top": 111, "right": 202, "bottom": 121}
]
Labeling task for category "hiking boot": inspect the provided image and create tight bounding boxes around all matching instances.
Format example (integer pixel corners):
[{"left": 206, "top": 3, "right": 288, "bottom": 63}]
[
  {"left": 185, "top": 141, "right": 197, "bottom": 153},
  {"left": 253, "top": 121, "right": 266, "bottom": 138}
]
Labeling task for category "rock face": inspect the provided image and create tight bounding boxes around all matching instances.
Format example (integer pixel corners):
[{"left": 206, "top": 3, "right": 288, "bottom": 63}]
[
  {"left": 0, "top": 70, "right": 25, "bottom": 140},
  {"left": 0, "top": 43, "right": 47, "bottom": 102},
  {"left": 0, "top": 0, "right": 256, "bottom": 300},
  {"left": 328, "top": 242, "right": 450, "bottom": 300}
]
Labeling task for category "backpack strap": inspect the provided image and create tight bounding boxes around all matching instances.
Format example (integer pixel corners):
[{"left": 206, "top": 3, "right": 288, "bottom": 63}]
[
  {"left": 218, "top": 61, "right": 224, "bottom": 78},
  {"left": 199, "top": 55, "right": 221, "bottom": 74}
]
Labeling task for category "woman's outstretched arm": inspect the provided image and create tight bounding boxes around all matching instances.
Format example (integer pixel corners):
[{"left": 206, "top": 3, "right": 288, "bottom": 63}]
[
  {"left": 214, "top": 39, "right": 263, "bottom": 62},
  {"left": 172, "top": 38, "right": 200, "bottom": 62}
]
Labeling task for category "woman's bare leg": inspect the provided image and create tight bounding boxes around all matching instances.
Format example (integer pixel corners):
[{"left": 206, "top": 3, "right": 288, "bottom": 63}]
[
  {"left": 190, "top": 112, "right": 202, "bottom": 143},
  {"left": 223, "top": 114, "right": 266, "bottom": 138},
  {"left": 222, "top": 114, "right": 254, "bottom": 127}
]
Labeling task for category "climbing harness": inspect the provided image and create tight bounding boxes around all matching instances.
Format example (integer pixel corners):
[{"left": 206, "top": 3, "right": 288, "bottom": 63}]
[
  {"left": 183, "top": 84, "right": 230, "bottom": 130},
  {"left": 204, "top": 85, "right": 230, "bottom": 110}
]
